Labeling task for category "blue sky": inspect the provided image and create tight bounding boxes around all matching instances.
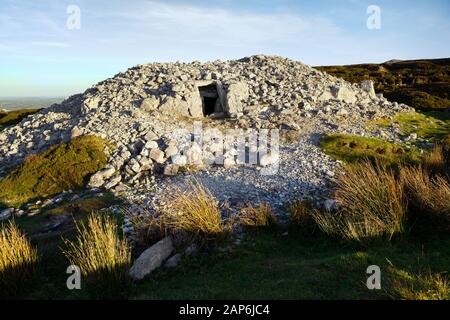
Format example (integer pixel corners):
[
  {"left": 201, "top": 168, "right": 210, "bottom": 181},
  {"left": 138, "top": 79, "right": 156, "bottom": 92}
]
[{"left": 1, "top": 0, "right": 449, "bottom": 97}]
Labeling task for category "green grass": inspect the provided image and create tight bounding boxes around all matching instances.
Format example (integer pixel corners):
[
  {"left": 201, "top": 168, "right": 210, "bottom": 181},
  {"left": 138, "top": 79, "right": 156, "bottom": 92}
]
[
  {"left": 15, "top": 193, "right": 119, "bottom": 238},
  {"left": 370, "top": 112, "right": 450, "bottom": 143},
  {"left": 0, "top": 109, "right": 40, "bottom": 128},
  {"left": 45, "top": 194, "right": 118, "bottom": 216},
  {"left": 0, "top": 135, "right": 108, "bottom": 208},
  {"left": 320, "top": 134, "right": 421, "bottom": 165},
  {"left": 131, "top": 230, "right": 450, "bottom": 299},
  {"left": 317, "top": 58, "right": 450, "bottom": 112},
  {"left": 7, "top": 221, "right": 449, "bottom": 300}
]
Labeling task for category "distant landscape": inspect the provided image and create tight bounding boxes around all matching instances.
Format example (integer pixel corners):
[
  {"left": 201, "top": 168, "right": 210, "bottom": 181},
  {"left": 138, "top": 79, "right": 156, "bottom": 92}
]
[
  {"left": 2, "top": 58, "right": 449, "bottom": 113},
  {"left": 0, "top": 97, "right": 64, "bottom": 111},
  {"left": 317, "top": 58, "right": 450, "bottom": 112}
]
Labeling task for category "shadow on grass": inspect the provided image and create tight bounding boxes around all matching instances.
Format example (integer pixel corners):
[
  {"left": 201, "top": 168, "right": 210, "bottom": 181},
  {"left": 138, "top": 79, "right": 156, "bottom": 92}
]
[
  {"left": 82, "top": 264, "right": 131, "bottom": 300},
  {"left": 0, "top": 259, "right": 39, "bottom": 299}
]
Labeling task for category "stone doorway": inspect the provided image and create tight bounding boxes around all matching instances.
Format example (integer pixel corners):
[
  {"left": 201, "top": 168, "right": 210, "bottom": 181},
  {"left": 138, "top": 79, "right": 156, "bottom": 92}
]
[{"left": 198, "top": 84, "right": 224, "bottom": 117}]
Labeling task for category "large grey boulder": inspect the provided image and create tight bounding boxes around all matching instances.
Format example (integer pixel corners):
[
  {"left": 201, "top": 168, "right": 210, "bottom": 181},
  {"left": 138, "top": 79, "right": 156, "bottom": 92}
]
[
  {"left": 129, "top": 237, "right": 174, "bottom": 281},
  {"left": 81, "top": 96, "right": 101, "bottom": 114},
  {"left": 185, "top": 90, "right": 204, "bottom": 117},
  {"left": 225, "top": 82, "right": 249, "bottom": 116},
  {"left": 361, "top": 80, "right": 376, "bottom": 98},
  {"left": 140, "top": 96, "right": 160, "bottom": 112},
  {"left": 159, "top": 96, "right": 190, "bottom": 117},
  {"left": 87, "top": 166, "right": 116, "bottom": 188},
  {"left": 331, "top": 85, "right": 357, "bottom": 104}
]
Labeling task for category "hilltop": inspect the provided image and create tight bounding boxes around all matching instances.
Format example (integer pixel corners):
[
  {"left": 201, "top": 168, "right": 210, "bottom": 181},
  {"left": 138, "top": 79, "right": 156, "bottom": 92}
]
[{"left": 0, "top": 55, "right": 414, "bottom": 213}]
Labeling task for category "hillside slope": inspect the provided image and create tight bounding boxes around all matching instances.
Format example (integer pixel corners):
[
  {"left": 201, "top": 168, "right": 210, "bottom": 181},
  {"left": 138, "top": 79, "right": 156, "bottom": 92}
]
[{"left": 317, "top": 58, "right": 450, "bottom": 111}]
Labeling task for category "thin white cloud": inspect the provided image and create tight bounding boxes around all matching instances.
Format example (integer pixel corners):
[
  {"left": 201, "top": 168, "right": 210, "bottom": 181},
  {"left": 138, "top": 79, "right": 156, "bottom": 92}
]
[
  {"left": 30, "top": 41, "right": 71, "bottom": 48},
  {"left": 104, "top": 1, "right": 342, "bottom": 47}
]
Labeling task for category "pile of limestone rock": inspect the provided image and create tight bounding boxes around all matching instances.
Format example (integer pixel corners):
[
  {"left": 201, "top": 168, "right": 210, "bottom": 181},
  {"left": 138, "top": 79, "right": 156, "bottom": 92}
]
[{"left": 0, "top": 55, "right": 413, "bottom": 211}]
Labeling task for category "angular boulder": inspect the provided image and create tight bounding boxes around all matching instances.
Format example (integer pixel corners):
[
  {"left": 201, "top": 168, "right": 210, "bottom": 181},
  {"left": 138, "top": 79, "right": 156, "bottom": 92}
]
[
  {"left": 129, "top": 237, "right": 174, "bottom": 281},
  {"left": 361, "top": 80, "right": 376, "bottom": 98},
  {"left": 331, "top": 85, "right": 357, "bottom": 104},
  {"left": 225, "top": 82, "right": 249, "bottom": 116},
  {"left": 87, "top": 166, "right": 116, "bottom": 188},
  {"left": 140, "top": 96, "right": 160, "bottom": 112}
]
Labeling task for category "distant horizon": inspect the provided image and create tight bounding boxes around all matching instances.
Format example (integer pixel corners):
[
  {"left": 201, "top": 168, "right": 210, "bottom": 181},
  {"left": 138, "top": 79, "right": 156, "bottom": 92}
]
[
  {"left": 0, "top": 96, "right": 65, "bottom": 98},
  {"left": 1, "top": 54, "right": 449, "bottom": 99}
]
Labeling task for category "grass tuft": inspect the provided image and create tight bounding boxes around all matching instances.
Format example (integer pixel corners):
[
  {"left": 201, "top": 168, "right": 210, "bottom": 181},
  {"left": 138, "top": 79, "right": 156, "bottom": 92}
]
[
  {"left": 123, "top": 208, "right": 167, "bottom": 246},
  {"left": 62, "top": 213, "right": 131, "bottom": 298},
  {"left": 422, "top": 145, "right": 447, "bottom": 175},
  {"left": 160, "top": 180, "right": 231, "bottom": 241},
  {"left": 0, "top": 221, "right": 39, "bottom": 297},
  {"left": 288, "top": 200, "right": 316, "bottom": 230},
  {"left": 239, "top": 202, "right": 277, "bottom": 227},
  {"left": 314, "top": 161, "right": 406, "bottom": 241},
  {"left": 401, "top": 166, "right": 450, "bottom": 228}
]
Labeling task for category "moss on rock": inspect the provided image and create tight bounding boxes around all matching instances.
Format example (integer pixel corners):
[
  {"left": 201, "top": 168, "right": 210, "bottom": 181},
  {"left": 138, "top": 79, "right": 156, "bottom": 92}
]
[{"left": 0, "top": 135, "right": 108, "bottom": 208}]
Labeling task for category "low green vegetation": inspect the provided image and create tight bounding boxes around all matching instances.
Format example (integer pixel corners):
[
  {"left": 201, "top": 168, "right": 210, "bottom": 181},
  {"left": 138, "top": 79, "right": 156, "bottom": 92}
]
[
  {"left": 45, "top": 195, "right": 117, "bottom": 216},
  {"left": 0, "top": 108, "right": 40, "bottom": 128},
  {"left": 370, "top": 112, "right": 450, "bottom": 142},
  {"left": 5, "top": 215, "right": 449, "bottom": 299},
  {"left": 320, "top": 133, "right": 421, "bottom": 165},
  {"left": 318, "top": 131, "right": 449, "bottom": 242},
  {"left": 385, "top": 266, "right": 449, "bottom": 300},
  {"left": 317, "top": 58, "right": 450, "bottom": 111},
  {"left": 132, "top": 230, "right": 450, "bottom": 299},
  {"left": 387, "top": 89, "right": 450, "bottom": 112},
  {"left": 0, "top": 135, "right": 108, "bottom": 208}
]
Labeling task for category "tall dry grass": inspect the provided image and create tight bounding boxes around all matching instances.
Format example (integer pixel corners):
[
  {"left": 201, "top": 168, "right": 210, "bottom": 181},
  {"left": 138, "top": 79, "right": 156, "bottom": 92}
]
[
  {"left": 0, "top": 222, "right": 38, "bottom": 297},
  {"left": 239, "top": 202, "right": 277, "bottom": 227},
  {"left": 161, "top": 179, "right": 231, "bottom": 240},
  {"left": 123, "top": 208, "right": 167, "bottom": 246},
  {"left": 422, "top": 145, "right": 447, "bottom": 175},
  {"left": 313, "top": 161, "right": 407, "bottom": 241},
  {"left": 62, "top": 214, "right": 131, "bottom": 298},
  {"left": 401, "top": 166, "right": 450, "bottom": 226},
  {"left": 288, "top": 200, "right": 316, "bottom": 230}
]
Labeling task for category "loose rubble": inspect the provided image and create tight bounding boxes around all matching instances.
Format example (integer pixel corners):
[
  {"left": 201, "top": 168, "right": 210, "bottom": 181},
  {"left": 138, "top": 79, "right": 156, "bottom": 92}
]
[{"left": 0, "top": 55, "right": 414, "bottom": 219}]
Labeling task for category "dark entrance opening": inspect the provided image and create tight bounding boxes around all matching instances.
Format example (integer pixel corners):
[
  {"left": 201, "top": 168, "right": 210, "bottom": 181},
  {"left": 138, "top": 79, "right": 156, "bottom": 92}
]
[
  {"left": 198, "top": 84, "right": 223, "bottom": 117},
  {"left": 203, "top": 96, "right": 217, "bottom": 116}
]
